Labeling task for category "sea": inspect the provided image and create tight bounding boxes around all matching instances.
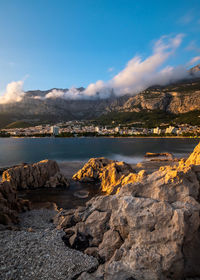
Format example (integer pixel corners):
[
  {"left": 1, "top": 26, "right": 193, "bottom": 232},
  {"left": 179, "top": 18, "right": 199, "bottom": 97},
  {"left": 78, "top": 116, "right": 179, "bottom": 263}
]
[{"left": 0, "top": 137, "right": 199, "bottom": 167}]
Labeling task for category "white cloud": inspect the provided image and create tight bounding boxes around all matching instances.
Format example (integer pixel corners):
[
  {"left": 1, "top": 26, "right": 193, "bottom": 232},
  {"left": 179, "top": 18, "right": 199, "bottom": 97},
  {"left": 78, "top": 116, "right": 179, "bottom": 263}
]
[
  {"left": 45, "top": 34, "right": 186, "bottom": 100},
  {"left": 45, "top": 87, "right": 87, "bottom": 100},
  {"left": 82, "top": 34, "right": 185, "bottom": 97},
  {"left": 188, "top": 56, "right": 200, "bottom": 66},
  {"left": 0, "top": 81, "right": 25, "bottom": 104}
]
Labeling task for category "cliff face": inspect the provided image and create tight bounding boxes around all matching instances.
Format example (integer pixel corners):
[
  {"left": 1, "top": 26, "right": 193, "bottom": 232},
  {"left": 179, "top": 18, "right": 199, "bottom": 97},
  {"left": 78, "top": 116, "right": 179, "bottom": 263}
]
[{"left": 119, "top": 78, "right": 200, "bottom": 114}]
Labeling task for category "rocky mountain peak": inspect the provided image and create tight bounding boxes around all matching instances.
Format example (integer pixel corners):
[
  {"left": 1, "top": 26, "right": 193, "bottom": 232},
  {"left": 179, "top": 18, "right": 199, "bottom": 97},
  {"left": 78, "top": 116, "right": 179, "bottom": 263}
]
[{"left": 190, "top": 63, "right": 200, "bottom": 74}]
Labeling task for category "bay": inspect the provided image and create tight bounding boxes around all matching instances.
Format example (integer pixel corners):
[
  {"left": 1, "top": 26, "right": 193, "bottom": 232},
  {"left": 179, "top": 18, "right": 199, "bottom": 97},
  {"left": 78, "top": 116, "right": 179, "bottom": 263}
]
[{"left": 0, "top": 137, "right": 199, "bottom": 167}]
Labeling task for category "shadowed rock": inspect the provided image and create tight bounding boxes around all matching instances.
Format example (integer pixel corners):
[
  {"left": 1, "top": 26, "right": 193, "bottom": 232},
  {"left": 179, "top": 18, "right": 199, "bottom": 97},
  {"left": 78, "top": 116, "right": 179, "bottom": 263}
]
[
  {"left": 2, "top": 159, "right": 69, "bottom": 190},
  {"left": 0, "top": 181, "right": 30, "bottom": 226}
]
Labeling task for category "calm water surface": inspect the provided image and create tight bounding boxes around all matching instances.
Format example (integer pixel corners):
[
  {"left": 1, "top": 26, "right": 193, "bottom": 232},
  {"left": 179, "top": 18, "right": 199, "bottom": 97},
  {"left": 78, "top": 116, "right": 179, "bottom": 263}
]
[
  {"left": 19, "top": 181, "right": 100, "bottom": 209},
  {"left": 0, "top": 137, "right": 199, "bottom": 167}
]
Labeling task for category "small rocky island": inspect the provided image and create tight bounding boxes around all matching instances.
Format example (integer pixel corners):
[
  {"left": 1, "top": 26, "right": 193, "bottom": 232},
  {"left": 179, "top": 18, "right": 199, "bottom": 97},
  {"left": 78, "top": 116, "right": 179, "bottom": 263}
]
[{"left": 1, "top": 144, "right": 200, "bottom": 279}]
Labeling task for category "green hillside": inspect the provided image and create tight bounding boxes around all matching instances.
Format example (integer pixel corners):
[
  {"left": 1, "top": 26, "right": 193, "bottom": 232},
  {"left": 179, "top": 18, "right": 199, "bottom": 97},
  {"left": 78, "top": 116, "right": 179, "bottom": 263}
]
[{"left": 96, "top": 110, "right": 200, "bottom": 127}]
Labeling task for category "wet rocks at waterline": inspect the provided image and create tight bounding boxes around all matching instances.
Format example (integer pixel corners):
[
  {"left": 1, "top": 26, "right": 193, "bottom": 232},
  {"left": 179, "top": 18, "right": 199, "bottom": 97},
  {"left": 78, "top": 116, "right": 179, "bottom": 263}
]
[{"left": 2, "top": 159, "right": 69, "bottom": 190}]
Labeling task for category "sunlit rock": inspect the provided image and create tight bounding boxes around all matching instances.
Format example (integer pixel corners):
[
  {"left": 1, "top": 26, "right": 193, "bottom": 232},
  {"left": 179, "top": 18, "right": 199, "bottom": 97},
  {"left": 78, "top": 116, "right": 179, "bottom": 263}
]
[
  {"left": 185, "top": 142, "right": 200, "bottom": 166},
  {"left": 73, "top": 157, "right": 141, "bottom": 194}
]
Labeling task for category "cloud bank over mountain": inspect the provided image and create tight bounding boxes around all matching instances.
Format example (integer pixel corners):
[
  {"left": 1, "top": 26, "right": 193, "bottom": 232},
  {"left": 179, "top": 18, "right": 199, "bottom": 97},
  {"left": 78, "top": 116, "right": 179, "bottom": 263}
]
[
  {"left": 0, "top": 34, "right": 200, "bottom": 104},
  {"left": 0, "top": 81, "right": 25, "bottom": 104}
]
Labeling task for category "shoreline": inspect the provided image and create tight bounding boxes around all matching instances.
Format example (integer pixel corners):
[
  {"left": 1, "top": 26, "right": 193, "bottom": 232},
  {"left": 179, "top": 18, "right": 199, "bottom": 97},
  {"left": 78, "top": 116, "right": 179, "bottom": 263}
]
[
  {"left": 1, "top": 157, "right": 179, "bottom": 179},
  {"left": 0, "top": 135, "right": 200, "bottom": 139}
]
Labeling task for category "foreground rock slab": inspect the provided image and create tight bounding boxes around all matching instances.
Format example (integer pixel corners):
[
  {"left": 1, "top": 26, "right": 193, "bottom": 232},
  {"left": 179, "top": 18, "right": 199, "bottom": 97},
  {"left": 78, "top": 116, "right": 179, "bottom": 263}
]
[{"left": 0, "top": 209, "right": 98, "bottom": 280}]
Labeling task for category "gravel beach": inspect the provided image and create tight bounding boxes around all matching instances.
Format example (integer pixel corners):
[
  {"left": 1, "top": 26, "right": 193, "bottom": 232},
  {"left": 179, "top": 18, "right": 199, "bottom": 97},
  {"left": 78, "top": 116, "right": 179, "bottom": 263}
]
[{"left": 0, "top": 209, "right": 98, "bottom": 280}]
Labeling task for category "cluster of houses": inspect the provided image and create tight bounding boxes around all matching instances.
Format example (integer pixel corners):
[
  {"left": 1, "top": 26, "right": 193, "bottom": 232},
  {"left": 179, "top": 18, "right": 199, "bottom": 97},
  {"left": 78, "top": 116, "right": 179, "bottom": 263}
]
[
  {"left": 94, "top": 125, "right": 200, "bottom": 136},
  {"left": 1, "top": 125, "right": 53, "bottom": 136},
  {"left": 1, "top": 121, "right": 200, "bottom": 137}
]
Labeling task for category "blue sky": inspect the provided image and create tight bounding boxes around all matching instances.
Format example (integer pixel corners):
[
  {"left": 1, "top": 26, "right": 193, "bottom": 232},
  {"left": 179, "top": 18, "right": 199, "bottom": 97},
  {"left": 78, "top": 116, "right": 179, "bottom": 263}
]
[{"left": 0, "top": 0, "right": 200, "bottom": 93}]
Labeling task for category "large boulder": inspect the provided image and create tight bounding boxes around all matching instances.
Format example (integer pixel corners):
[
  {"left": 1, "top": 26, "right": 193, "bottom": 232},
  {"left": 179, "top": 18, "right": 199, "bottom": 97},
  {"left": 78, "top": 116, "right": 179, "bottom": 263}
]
[
  {"left": 73, "top": 157, "right": 141, "bottom": 194},
  {"left": 57, "top": 142, "right": 200, "bottom": 280},
  {"left": 0, "top": 181, "right": 30, "bottom": 226},
  {"left": 2, "top": 159, "right": 69, "bottom": 190}
]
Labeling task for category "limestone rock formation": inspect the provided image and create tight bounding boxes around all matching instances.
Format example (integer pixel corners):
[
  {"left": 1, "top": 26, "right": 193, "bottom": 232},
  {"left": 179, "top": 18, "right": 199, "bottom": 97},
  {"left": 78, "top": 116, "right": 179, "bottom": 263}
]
[
  {"left": 73, "top": 157, "right": 143, "bottom": 194},
  {"left": 2, "top": 159, "right": 69, "bottom": 190},
  {"left": 0, "top": 159, "right": 68, "bottom": 226},
  {"left": 72, "top": 158, "right": 114, "bottom": 183},
  {"left": 185, "top": 142, "right": 200, "bottom": 166},
  {"left": 0, "top": 181, "right": 30, "bottom": 226},
  {"left": 118, "top": 78, "right": 200, "bottom": 114},
  {"left": 57, "top": 142, "right": 200, "bottom": 280}
]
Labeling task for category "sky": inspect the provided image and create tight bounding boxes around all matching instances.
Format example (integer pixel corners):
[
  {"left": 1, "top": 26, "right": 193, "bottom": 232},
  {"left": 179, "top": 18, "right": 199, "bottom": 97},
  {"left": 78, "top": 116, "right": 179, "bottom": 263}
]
[{"left": 0, "top": 0, "right": 200, "bottom": 97}]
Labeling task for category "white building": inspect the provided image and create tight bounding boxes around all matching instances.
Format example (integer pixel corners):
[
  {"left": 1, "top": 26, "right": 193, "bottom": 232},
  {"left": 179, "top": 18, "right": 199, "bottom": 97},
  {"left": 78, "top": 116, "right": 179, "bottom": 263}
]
[
  {"left": 50, "top": 126, "right": 60, "bottom": 136},
  {"left": 153, "top": 127, "right": 162, "bottom": 135},
  {"left": 114, "top": 127, "right": 120, "bottom": 133},
  {"left": 165, "top": 126, "right": 177, "bottom": 134},
  {"left": 95, "top": 126, "right": 100, "bottom": 133}
]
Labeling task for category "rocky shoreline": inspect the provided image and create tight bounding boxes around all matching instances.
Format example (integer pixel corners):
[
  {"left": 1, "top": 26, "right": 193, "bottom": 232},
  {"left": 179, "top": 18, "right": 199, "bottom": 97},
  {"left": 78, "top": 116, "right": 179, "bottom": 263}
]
[{"left": 1, "top": 148, "right": 200, "bottom": 279}]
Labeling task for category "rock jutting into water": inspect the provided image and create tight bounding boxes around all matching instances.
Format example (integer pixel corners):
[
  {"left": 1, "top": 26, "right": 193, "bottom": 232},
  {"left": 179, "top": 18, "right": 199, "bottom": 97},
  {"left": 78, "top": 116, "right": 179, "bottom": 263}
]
[
  {"left": 55, "top": 142, "right": 200, "bottom": 280},
  {"left": 144, "top": 152, "right": 173, "bottom": 159},
  {"left": 72, "top": 157, "right": 146, "bottom": 194},
  {"left": 2, "top": 159, "right": 69, "bottom": 190},
  {"left": 0, "top": 159, "right": 69, "bottom": 227}
]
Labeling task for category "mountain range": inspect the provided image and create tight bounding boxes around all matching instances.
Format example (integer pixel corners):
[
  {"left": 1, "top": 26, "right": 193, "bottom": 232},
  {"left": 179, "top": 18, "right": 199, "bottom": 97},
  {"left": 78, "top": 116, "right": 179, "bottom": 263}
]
[{"left": 0, "top": 65, "right": 200, "bottom": 128}]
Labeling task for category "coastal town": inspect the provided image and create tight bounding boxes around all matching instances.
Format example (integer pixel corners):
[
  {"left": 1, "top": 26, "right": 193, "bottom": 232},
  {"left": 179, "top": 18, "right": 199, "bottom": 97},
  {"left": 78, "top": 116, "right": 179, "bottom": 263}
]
[{"left": 1, "top": 120, "right": 200, "bottom": 137}]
